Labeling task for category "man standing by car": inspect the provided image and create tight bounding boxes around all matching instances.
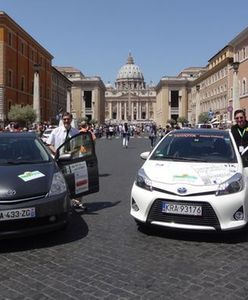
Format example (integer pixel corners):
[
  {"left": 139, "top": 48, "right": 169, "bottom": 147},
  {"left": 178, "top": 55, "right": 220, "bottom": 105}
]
[
  {"left": 47, "top": 112, "right": 84, "bottom": 208},
  {"left": 231, "top": 109, "right": 248, "bottom": 165}
]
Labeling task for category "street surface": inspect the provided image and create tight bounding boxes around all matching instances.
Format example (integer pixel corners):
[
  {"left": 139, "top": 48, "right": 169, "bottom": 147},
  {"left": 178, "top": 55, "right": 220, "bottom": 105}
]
[{"left": 1, "top": 135, "right": 248, "bottom": 299}]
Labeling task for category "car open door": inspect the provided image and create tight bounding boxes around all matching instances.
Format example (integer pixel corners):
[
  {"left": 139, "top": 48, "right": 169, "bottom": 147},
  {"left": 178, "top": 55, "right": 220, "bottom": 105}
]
[{"left": 55, "top": 131, "right": 99, "bottom": 198}]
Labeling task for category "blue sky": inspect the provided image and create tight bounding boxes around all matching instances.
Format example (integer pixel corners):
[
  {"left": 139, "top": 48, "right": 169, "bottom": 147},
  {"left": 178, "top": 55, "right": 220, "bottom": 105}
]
[{"left": 1, "top": 0, "right": 248, "bottom": 85}]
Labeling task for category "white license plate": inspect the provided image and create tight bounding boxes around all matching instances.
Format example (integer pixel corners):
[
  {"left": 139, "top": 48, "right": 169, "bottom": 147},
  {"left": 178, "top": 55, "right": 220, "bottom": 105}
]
[
  {"left": 162, "top": 202, "right": 202, "bottom": 216},
  {"left": 0, "top": 207, "right": 36, "bottom": 221}
]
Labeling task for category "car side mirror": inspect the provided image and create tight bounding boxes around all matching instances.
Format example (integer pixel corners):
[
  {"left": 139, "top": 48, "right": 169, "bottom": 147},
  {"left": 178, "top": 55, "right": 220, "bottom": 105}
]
[
  {"left": 140, "top": 151, "right": 150, "bottom": 160},
  {"left": 57, "top": 153, "right": 72, "bottom": 161}
]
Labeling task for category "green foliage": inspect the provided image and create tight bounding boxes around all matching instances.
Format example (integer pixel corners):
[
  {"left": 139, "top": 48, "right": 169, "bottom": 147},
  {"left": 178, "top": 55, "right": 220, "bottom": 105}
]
[
  {"left": 89, "top": 118, "right": 97, "bottom": 125},
  {"left": 198, "top": 112, "right": 209, "bottom": 124},
  {"left": 177, "top": 116, "right": 188, "bottom": 125},
  {"left": 167, "top": 118, "right": 176, "bottom": 126},
  {"left": 8, "top": 105, "right": 37, "bottom": 127}
]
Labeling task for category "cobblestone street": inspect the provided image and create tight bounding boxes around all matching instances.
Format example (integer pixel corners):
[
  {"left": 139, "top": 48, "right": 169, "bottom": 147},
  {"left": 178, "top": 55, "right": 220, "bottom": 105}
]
[{"left": 1, "top": 136, "right": 248, "bottom": 299}]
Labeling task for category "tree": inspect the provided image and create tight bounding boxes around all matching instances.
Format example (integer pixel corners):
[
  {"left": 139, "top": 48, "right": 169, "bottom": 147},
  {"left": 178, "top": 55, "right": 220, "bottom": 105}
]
[
  {"left": 89, "top": 118, "right": 98, "bottom": 125},
  {"left": 177, "top": 117, "right": 188, "bottom": 126},
  {"left": 167, "top": 118, "right": 176, "bottom": 127},
  {"left": 8, "top": 105, "right": 37, "bottom": 127},
  {"left": 198, "top": 112, "right": 209, "bottom": 124}
]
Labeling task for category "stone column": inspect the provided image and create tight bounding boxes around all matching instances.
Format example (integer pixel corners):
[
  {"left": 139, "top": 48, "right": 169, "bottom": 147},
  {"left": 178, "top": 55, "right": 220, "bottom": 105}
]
[
  {"left": 33, "top": 64, "right": 41, "bottom": 123},
  {"left": 109, "top": 102, "right": 112, "bottom": 120},
  {"left": 124, "top": 102, "right": 127, "bottom": 120},
  {"left": 66, "top": 88, "right": 71, "bottom": 113},
  {"left": 195, "top": 85, "right": 200, "bottom": 124}
]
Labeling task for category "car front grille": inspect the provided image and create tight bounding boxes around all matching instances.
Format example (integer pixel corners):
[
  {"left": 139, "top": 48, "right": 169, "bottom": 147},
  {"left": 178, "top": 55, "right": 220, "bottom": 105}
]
[
  {"left": 0, "top": 194, "right": 47, "bottom": 204},
  {"left": 147, "top": 199, "right": 220, "bottom": 229}
]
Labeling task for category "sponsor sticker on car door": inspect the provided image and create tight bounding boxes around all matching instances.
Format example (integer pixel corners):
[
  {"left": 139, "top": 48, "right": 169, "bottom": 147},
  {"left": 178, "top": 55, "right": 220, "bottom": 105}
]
[{"left": 68, "top": 161, "right": 89, "bottom": 194}]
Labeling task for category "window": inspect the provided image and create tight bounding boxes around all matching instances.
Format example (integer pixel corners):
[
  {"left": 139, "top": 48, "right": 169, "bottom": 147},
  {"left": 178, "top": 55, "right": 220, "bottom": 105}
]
[
  {"left": 21, "top": 42, "right": 25, "bottom": 55},
  {"left": 242, "top": 79, "right": 246, "bottom": 95},
  {"left": 21, "top": 76, "right": 25, "bottom": 91},
  {"left": 8, "top": 70, "right": 12, "bottom": 87},
  {"left": 8, "top": 32, "right": 12, "bottom": 46}
]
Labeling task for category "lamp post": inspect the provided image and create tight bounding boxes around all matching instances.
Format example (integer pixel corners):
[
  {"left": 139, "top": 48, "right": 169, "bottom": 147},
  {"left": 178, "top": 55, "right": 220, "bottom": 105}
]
[
  {"left": 232, "top": 61, "right": 240, "bottom": 120},
  {"left": 33, "top": 63, "right": 41, "bottom": 123}
]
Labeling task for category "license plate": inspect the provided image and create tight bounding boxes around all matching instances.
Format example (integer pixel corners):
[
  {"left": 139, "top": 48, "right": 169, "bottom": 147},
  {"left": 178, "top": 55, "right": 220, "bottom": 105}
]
[
  {"left": 0, "top": 207, "right": 36, "bottom": 221},
  {"left": 162, "top": 202, "right": 202, "bottom": 216}
]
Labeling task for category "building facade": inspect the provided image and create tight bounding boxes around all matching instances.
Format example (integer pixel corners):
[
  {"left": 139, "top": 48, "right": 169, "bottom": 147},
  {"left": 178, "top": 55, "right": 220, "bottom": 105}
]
[
  {"left": 0, "top": 11, "right": 54, "bottom": 126},
  {"left": 189, "top": 46, "right": 234, "bottom": 125},
  {"left": 56, "top": 67, "right": 105, "bottom": 125},
  {"left": 155, "top": 67, "right": 206, "bottom": 127},
  {"left": 105, "top": 53, "right": 156, "bottom": 124},
  {"left": 229, "top": 27, "right": 248, "bottom": 114},
  {"left": 51, "top": 67, "right": 72, "bottom": 124}
]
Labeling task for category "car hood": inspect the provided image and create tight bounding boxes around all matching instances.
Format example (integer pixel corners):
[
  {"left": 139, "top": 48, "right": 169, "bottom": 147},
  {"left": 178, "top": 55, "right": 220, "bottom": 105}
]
[
  {"left": 0, "top": 162, "right": 57, "bottom": 200},
  {"left": 143, "top": 160, "right": 239, "bottom": 188}
]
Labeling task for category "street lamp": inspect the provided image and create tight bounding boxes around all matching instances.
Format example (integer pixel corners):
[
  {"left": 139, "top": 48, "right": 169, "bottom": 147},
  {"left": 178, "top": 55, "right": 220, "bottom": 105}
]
[{"left": 33, "top": 63, "right": 41, "bottom": 123}]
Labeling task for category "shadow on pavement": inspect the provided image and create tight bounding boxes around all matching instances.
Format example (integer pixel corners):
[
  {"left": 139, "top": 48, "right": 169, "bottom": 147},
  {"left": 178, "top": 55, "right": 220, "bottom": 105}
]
[
  {"left": 99, "top": 173, "right": 111, "bottom": 177},
  {"left": 138, "top": 224, "right": 248, "bottom": 244},
  {"left": 77, "top": 201, "right": 121, "bottom": 215},
  {"left": 0, "top": 210, "right": 88, "bottom": 253}
]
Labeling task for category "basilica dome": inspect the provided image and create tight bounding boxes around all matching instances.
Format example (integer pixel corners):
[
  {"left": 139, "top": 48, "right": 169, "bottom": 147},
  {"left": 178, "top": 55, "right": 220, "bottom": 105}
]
[{"left": 116, "top": 53, "right": 144, "bottom": 81}]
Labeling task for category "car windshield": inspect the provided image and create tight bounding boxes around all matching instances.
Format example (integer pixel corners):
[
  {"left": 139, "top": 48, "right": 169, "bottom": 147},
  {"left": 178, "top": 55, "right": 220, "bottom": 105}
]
[
  {"left": 150, "top": 131, "right": 237, "bottom": 163},
  {"left": 0, "top": 135, "right": 50, "bottom": 165}
]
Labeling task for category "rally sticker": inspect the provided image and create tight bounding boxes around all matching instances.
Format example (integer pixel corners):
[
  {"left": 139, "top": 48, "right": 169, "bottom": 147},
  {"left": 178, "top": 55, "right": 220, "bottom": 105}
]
[{"left": 18, "top": 171, "right": 45, "bottom": 182}]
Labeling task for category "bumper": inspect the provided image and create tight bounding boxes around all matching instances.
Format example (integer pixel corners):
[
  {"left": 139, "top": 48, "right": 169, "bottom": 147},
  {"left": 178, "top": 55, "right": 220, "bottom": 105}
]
[
  {"left": 130, "top": 184, "right": 248, "bottom": 231},
  {"left": 0, "top": 192, "right": 70, "bottom": 238}
]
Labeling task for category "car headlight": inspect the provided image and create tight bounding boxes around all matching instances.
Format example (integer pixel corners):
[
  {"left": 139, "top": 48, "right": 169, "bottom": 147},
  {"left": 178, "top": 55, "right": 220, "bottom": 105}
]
[
  {"left": 48, "top": 172, "right": 67, "bottom": 196},
  {"left": 136, "top": 168, "right": 153, "bottom": 191},
  {"left": 216, "top": 173, "right": 243, "bottom": 196}
]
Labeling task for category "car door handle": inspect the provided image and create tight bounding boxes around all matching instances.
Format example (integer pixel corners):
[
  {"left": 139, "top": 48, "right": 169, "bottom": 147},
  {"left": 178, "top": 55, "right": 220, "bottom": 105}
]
[{"left": 88, "top": 162, "right": 96, "bottom": 167}]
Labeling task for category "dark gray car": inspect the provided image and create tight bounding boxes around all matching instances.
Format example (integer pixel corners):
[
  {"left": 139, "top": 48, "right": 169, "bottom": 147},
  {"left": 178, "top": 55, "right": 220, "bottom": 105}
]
[{"left": 0, "top": 131, "right": 99, "bottom": 238}]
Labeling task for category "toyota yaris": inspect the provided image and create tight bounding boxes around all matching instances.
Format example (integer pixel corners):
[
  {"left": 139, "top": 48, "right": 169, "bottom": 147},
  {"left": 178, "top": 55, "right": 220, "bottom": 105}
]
[{"left": 131, "top": 129, "right": 248, "bottom": 232}]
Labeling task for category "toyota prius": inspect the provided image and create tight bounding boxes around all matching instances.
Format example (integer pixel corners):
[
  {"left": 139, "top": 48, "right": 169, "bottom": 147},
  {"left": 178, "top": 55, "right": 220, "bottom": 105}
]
[{"left": 0, "top": 131, "right": 99, "bottom": 238}]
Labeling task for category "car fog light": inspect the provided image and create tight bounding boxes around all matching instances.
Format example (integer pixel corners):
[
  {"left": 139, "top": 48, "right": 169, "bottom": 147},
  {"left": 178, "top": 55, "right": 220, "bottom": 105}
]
[
  {"left": 49, "top": 216, "right": 56, "bottom": 222},
  {"left": 234, "top": 211, "right": 244, "bottom": 221},
  {"left": 132, "top": 198, "right": 139, "bottom": 211}
]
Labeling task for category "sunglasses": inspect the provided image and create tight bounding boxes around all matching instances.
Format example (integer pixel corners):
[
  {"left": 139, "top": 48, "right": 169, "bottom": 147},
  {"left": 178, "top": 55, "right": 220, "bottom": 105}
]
[{"left": 235, "top": 116, "right": 244, "bottom": 120}]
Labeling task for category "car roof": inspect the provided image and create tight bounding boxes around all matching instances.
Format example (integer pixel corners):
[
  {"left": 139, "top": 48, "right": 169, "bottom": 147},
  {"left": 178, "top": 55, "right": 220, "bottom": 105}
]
[
  {"left": 0, "top": 132, "right": 37, "bottom": 138},
  {"left": 170, "top": 128, "right": 229, "bottom": 136}
]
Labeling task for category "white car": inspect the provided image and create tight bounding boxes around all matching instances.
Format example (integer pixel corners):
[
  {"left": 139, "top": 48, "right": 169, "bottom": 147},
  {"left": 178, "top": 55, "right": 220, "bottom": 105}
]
[
  {"left": 41, "top": 128, "right": 54, "bottom": 144},
  {"left": 131, "top": 129, "right": 248, "bottom": 232}
]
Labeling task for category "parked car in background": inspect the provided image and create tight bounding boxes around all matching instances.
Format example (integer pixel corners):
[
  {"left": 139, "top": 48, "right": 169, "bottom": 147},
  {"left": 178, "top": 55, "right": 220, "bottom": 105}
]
[
  {"left": 196, "top": 123, "right": 213, "bottom": 129},
  {"left": 0, "top": 131, "right": 99, "bottom": 238},
  {"left": 41, "top": 126, "right": 57, "bottom": 144},
  {"left": 131, "top": 129, "right": 248, "bottom": 232}
]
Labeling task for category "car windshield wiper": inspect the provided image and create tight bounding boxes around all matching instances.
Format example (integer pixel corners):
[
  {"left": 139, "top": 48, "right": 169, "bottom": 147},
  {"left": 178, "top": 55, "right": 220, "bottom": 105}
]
[{"left": 152, "top": 155, "right": 207, "bottom": 162}]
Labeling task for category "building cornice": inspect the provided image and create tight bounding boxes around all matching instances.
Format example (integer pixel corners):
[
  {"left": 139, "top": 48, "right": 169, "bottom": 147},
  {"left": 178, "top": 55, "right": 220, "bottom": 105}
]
[{"left": 0, "top": 11, "right": 53, "bottom": 59}]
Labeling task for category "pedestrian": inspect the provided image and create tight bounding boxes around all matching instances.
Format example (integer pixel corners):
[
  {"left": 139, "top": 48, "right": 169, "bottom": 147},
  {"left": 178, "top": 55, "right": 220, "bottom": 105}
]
[
  {"left": 149, "top": 124, "right": 157, "bottom": 148},
  {"left": 80, "top": 121, "right": 96, "bottom": 141},
  {"left": 46, "top": 112, "right": 85, "bottom": 209},
  {"left": 122, "top": 122, "right": 130, "bottom": 148},
  {"left": 231, "top": 109, "right": 248, "bottom": 165}
]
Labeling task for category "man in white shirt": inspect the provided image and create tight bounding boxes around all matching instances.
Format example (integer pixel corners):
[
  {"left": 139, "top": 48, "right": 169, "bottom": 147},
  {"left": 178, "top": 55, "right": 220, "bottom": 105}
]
[
  {"left": 47, "top": 112, "right": 85, "bottom": 209},
  {"left": 47, "top": 112, "right": 79, "bottom": 155}
]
